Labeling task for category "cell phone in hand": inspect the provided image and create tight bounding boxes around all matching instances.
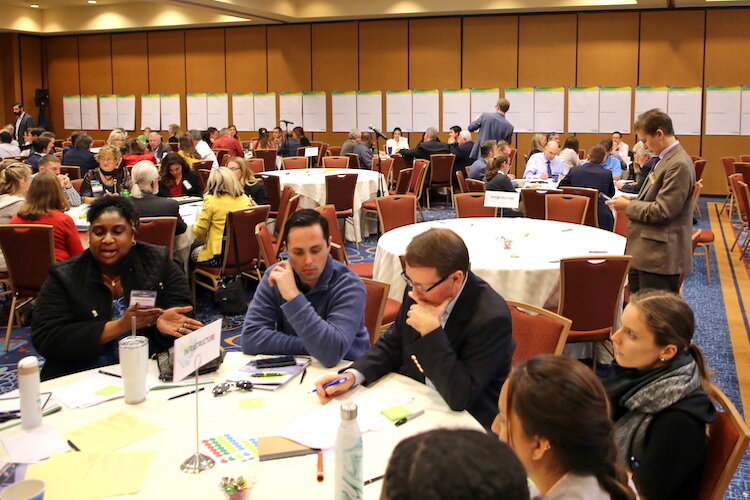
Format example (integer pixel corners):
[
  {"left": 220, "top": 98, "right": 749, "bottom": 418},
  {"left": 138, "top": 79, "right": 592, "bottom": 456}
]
[{"left": 599, "top": 193, "right": 613, "bottom": 202}]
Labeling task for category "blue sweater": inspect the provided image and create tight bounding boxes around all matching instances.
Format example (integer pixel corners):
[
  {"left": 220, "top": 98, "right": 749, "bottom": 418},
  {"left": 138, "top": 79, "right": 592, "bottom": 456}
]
[{"left": 241, "top": 255, "right": 369, "bottom": 367}]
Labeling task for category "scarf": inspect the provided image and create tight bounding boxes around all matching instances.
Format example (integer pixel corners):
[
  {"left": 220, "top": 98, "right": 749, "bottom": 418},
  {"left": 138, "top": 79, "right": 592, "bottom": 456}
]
[{"left": 605, "top": 351, "right": 705, "bottom": 467}]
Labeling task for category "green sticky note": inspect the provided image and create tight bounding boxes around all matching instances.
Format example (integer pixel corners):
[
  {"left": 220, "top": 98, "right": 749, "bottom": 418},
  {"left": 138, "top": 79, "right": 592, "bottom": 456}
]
[
  {"left": 94, "top": 385, "right": 122, "bottom": 396},
  {"left": 240, "top": 398, "right": 264, "bottom": 410},
  {"left": 381, "top": 405, "right": 412, "bottom": 422}
]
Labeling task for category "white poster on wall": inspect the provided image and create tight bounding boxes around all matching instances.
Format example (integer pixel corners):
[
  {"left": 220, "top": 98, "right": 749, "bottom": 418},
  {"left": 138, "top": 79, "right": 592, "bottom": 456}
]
[
  {"left": 668, "top": 87, "right": 702, "bottom": 136},
  {"left": 253, "top": 93, "right": 277, "bottom": 130},
  {"left": 140, "top": 94, "right": 161, "bottom": 130},
  {"left": 470, "top": 88, "right": 500, "bottom": 121},
  {"left": 442, "top": 89, "right": 470, "bottom": 132},
  {"left": 186, "top": 93, "right": 208, "bottom": 131},
  {"left": 533, "top": 88, "right": 564, "bottom": 133},
  {"left": 332, "top": 91, "right": 357, "bottom": 132},
  {"left": 63, "top": 95, "right": 81, "bottom": 130},
  {"left": 99, "top": 95, "right": 118, "bottom": 130},
  {"left": 232, "top": 93, "right": 254, "bottom": 132},
  {"left": 567, "top": 87, "right": 599, "bottom": 133},
  {"left": 385, "top": 90, "right": 411, "bottom": 133},
  {"left": 705, "top": 86, "right": 741, "bottom": 136},
  {"left": 356, "top": 91, "right": 382, "bottom": 132},
  {"left": 635, "top": 86, "right": 669, "bottom": 118},
  {"left": 160, "top": 94, "right": 181, "bottom": 132},
  {"left": 117, "top": 95, "right": 136, "bottom": 131},
  {"left": 279, "top": 92, "right": 303, "bottom": 131},
  {"left": 741, "top": 88, "right": 750, "bottom": 136},
  {"left": 302, "top": 92, "right": 326, "bottom": 132},
  {"left": 206, "top": 93, "right": 229, "bottom": 130},
  {"left": 504, "top": 88, "right": 534, "bottom": 133},
  {"left": 412, "top": 89, "right": 439, "bottom": 133},
  {"left": 80, "top": 95, "right": 99, "bottom": 130},
  {"left": 599, "top": 87, "right": 632, "bottom": 134}
]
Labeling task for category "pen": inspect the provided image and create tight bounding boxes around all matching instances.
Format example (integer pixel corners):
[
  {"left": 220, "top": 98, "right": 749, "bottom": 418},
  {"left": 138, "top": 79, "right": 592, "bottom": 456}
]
[
  {"left": 300, "top": 368, "right": 307, "bottom": 384},
  {"left": 316, "top": 450, "right": 324, "bottom": 482},
  {"left": 0, "top": 405, "right": 61, "bottom": 432},
  {"left": 168, "top": 387, "right": 205, "bottom": 400},
  {"left": 310, "top": 377, "right": 348, "bottom": 393},
  {"left": 364, "top": 475, "right": 384, "bottom": 485},
  {"left": 395, "top": 409, "right": 425, "bottom": 427},
  {"left": 251, "top": 372, "right": 286, "bottom": 377},
  {"left": 67, "top": 440, "right": 81, "bottom": 452},
  {"left": 98, "top": 369, "right": 122, "bottom": 378}
]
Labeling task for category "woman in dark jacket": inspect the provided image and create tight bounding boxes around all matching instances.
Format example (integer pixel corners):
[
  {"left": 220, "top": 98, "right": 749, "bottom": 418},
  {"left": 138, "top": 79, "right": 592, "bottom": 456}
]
[
  {"left": 157, "top": 153, "right": 202, "bottom": 198},
  {"left": 226, "top": 157, "right": 268, "bottom": 205},
  {"left": 31, "top": 196, "right": 202, "bottom": 380},
  {"left": 485, "top": 153, "right": 522, "bottom": 217},
  {"left": 61, "top": 134, "right": 99, "bottom": 177}
]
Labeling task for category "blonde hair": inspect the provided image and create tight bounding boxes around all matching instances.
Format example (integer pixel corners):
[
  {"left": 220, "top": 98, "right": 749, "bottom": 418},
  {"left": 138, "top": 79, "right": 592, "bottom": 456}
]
[
  {"left": 0, "top": 163, "right": 31, "bottom": 196},
  {"left": 17, "top": 172, "right": 69, "bottom": 219},
  {"left": 95, "top": 144, "right": 122, "bottom": 164},
  {"left": 529, "top": 134, "right": 546, "bottom": 154},
  {"left": 204, "top": 167, "right": 244, "bottom": 197},
  {"left": 227, "top": 157, "right": 258, "bottom": 186},
  {"left": 130, "top": 161, "right": 159, "bottom": 198},
  {"left": 107, "top": 130, "right": 126, "bottom": 147},
  {"left": 0, "top": 125, "right": 13, "bottom": 136}
]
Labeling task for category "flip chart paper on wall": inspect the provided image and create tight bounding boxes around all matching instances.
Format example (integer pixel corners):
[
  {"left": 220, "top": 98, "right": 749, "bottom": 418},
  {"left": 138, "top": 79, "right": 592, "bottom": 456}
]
[
  {"left": 99, "top": 95, "right": 118, "bottom": 130},
  {"left": 232, "top": 93, "right": 254, "bottom": 132},
  {"left": 279, "top": 92, "right": 303, "bottom": 129},
  {"left": 442, "top": 89, "right": 470, "bottom": 132},
  {"left": 206, "top": 93, "right": 228, "bottom": 130},
  {"left": 140, "top": 94, "right": 161, "bottom": 130},
  {"left": 253, "top": 93, "right": 277, "bottom": 130},
  {"left": 302, "top": 92, "right": 326, "bottom": 132},
  {"left": 356, "top": 91, "right": 382, "bottom": 132},
  {"left": 741, "top": 88, "right": 750, "bottom": 136},
  {"left": 567, "top": 87, "right": 599, "bottom": 133},
  {"left": 332, "top": 91, "right": 357, "bottom": 132},
  {"left": 668, "top": 87, "right": 702, "bottom": 136},
  {"left": 635, "top": 87, "right": 668, "bottom": 118},
  {"left": 116, "top": 95, "right": 136, "bottom": 131},
  {"left": 599, "top": 87, "right": 632, "bottom": 134},
  {"left": 186, "top": 93, "right": 208, "bottom": 131},
  {"left": 160, "top": 94, "right": 181, "bottom": 132},
  {"left": 63, "top": 95, "right": 81, "bottom": 130},
  {"left": 533, "top": 88, "right": 564, "bottom": 133},
  {"left": 411, "top": 89, "right": 439, "bottom": 133},
  {"left": 470, "top": 88, "right": 500, "bottom": 122},
  {"left": 80, "top": 95, "right": 99, "bottom": 130},
  {"left": 705, "top": 86, "right": 741, "bottom": 136},
  {"left": 504, "top": 88, "right": 534, "bottom": 133},
  {"left": 385, "top": 91, "right": 411, "bottom": 132}
]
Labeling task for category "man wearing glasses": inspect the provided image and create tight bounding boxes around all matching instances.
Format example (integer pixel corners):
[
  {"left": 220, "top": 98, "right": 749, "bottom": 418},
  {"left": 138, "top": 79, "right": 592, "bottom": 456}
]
[{"left": 314, "top": 228, "right": 514, "bottom": 429}]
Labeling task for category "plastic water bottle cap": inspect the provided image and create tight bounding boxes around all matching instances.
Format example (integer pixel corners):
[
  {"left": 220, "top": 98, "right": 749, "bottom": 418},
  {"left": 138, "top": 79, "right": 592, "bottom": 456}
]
[{"left": 340, "top": 402, "right": 358, "bottom": 420}]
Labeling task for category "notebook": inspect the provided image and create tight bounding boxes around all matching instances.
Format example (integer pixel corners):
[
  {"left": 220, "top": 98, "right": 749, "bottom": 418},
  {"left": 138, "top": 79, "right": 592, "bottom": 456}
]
[{"left": 227, "top": 356, "right": 310, "bottom": 391}]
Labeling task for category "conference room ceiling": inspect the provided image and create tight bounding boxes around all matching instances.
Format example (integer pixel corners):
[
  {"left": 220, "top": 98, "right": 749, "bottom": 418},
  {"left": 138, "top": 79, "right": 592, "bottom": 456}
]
[{"left": 0, "top": 0, "right": 748, "bottom": 34}]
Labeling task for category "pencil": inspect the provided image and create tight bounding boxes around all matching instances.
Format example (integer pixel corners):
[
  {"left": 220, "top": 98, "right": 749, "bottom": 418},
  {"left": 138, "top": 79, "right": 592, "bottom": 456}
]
[{"left": 317, "top": 450, "right": 324, "bottom": 482}]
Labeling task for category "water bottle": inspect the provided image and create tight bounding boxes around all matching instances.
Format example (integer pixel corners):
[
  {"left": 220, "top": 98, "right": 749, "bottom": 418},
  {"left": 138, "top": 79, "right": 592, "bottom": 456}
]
[
  {"left": 18, "top": 356, "right": 42, "bottom": 430},
  {"left": 334, "top": 402, "right": 363, "bottom": 500}
]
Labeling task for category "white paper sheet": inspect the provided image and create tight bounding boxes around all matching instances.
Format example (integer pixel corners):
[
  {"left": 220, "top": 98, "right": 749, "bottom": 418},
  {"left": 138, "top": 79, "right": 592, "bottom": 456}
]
[
  {"left": 599, "top": 87, "right": 632, "bottom": 134},
  {"left": 206, "top": 93, "right": 228, "bottom": 130},
  {"left": 1, "top": 425, "right": 69, "bottom": 463},
  {"left": 140, "top": 94, "right": 161, "bottom": 130},
  {"left": 442, "top": 89, "right": 470, "bottom": 132},
  {"left": 116, "top": 95, "right": 136, "bottom": 131},
  {"left": 54, "top": 375, "right": 124, "bottom": 409},
  {"left": 186, "top": 93, "right": 208, "bottom": 131},
  {"left": 668, "top": 87, "right": 702, "bottom": 136},
  {"left": 232, "top": 93, "right": 254, "bottom": 132},
  {"left": 63, "top": 96, "right": 81, "bottom": 130},
  {"left": 385, "top": 90, "right": 411, "bottom": 133},
  {"left": 79, "top": 95, "right": 98, "bottom": 130},
  {"left": 470, "top": 88, "right": 500, "bottom": 121},
  {"left": 160, "top": 94, "right": 181, "bottom": 132},
  {"left": 411, "top": 89, "right": 439, "bottom": 133},
  {"left": 533, "top": 87, "right": 565, "bottom": 133},
  {"left": 279, "top": 92, "right": 303, "bottom": 131},
  {"left": 99, "top": 95, "right": 118, "bottom": 130},
  {"left": 356, "top": 91, "right": 382, "bottom": 132},
  {"left": 567, "top": 87, "right": 599, "bottom": 133},
  {"left": 635, "top": 86, "right": 669, "bottom": 119},
  {"left": 504, "top": 88, "right": 534, "bottom": 133},
  {"left": 302, "top": 92, "right": 326, "bottom": 132},
  {"left": 253, "top": 93, "right": 277, "bottom": 130},
  {"left": 332, "top": 91, "right": 358, "bottom": 132},
  {"left": 705, "top": 86, "right": 741, "bottom": 136}
]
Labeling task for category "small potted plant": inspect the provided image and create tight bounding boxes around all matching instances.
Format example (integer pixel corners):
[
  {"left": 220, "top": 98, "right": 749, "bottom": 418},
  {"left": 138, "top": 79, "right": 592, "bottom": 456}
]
[{"left": 220, "top": 476, "right": 249, "bottom": 500}]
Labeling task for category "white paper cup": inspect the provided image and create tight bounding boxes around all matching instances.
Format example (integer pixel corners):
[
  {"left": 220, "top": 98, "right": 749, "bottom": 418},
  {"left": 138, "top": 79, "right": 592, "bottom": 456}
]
[
  {"left": 119, "top": 336, "right": 149, "bottom": 404},
  {"left": 0, "top": 479, "right": 44, "bottom": 500}
]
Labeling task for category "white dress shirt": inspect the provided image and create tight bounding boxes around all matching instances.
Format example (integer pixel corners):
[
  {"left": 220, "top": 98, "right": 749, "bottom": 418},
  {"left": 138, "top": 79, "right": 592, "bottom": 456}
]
[
  {"left": 386, "top": 137, "right": 409, "bottom": 155},
  {"left": 613, "top": 141, "right": 630, "bottom": 165},
  {"left": 0, "top": 143, "right": 21, "bottom": 158},
  {"left": 195, "top": 140, "right": 219, "bottom": 169},
  {"left": 523, "top": 152, "right": 568, "bottom": 179}
]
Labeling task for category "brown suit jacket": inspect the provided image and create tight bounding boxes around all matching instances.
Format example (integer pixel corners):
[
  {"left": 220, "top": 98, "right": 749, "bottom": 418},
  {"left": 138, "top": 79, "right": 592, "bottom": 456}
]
[{"left": 625, "top": 142, "right": 695, "bottom": 275}]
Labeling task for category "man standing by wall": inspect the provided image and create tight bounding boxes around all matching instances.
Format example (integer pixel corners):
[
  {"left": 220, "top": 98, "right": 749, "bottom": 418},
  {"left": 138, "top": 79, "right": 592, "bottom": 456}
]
[
  {"left": 467, "top": 98, "right": 513, "bottom": 160},
  {"left": 11, "top": 103, "right": 34, "bottom": 145}
]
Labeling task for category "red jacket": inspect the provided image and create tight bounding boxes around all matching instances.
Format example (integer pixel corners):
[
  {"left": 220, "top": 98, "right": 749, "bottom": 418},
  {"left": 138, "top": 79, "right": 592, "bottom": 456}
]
[
  {"left": 10, "top": 210, "right": 84, "bottom": 262},
  {"left": 122, "top": 152, "right": 157, "bottom": 167},
  {"left": 211, "top": 136, "right": 244, "bottom": 159}
]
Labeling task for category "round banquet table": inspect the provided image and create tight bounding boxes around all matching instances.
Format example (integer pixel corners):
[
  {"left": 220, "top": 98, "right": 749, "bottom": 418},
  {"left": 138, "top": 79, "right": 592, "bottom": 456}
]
[
  {"left": 0, "top": 352, "right": 480, "bottom": 499},
  {"left": 373, "top": 217, "right": 626, "bottom": 306},
  {"left": 262, "top": 169, "right": 385, "bottom": 243}
]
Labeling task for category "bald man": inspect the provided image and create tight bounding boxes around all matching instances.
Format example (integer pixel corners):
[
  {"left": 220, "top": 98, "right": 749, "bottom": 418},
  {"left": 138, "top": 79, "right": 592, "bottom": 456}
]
[{"left": 522, "top": 140, "right": 567, "bottom": 179}]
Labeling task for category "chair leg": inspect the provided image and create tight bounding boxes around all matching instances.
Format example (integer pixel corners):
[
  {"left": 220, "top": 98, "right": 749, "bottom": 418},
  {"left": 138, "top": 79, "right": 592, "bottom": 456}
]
[
  {"left": 740, "top": 234, "right": 750, "bottom": 260},
  {"left": 426, "top": 188, "right": 431, "bottom": 209},
  {"left": 730, "top": 226, "right": 746, "bottom": 251},
  {"left": 592, "top": 342, "right": 599, "bottom": 369},
  {"left": 702, "top": 245, "right": 712, "bottom": 284},
  {"left": 4, "top": 295, "right": 16, "bottom": 353}
]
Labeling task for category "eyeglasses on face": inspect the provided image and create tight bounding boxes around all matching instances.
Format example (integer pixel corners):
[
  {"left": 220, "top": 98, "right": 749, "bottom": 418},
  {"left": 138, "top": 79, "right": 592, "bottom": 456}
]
[{"left": 400, "top": 271, "right": 450, "bottom": 294}]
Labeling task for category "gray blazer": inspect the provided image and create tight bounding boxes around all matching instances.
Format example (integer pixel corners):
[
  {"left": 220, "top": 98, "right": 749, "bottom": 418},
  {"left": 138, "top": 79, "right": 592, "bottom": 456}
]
[
  {"left": 467, "top": 112, "right": 514, "bottom": 159},
  {"left": 625, "top": 142, "right": 695, "bottom": 275},
  {"left": 15, "top": 113, "right": 34, "bottom": 144},
  {"left": 149, "top": 143, "right": 172, "bottom": 160}
]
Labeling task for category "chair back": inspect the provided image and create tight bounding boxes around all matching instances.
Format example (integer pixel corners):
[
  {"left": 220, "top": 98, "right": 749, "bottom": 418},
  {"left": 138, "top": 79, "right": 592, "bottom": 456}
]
[
  {"left": 213, "top": 149, "right": 229, "bottom": 167},
  {"left": 455, "top": 170, "right": 469, "bottom": 193},
  {"left": 732, "top": 162, "right": 750, "bottom": 186},
  {"left": 0, "top": 225, "right": 55, "bottom": 298},
  {"left": 276, "top": 194, "right": 300, "bottom": 249},
  {"left": 313, "top": 142, "right": 328, "bottom": 166},
  {"left": 721, "top": 157, "right": 736, "bottom": 181},
  {"left": 92, "top": 140, "right": 105, "bottom": 148},
  {"left": 730, "top": 174, "right": 750, "bottom": 218},
  {"left": 740, "top": 155, "right": 750, "bottom": 163},
  {"left": 220, "top": 205, "right": 271, "bottom": 275},
  {"left": 453, "top": 193, "right": 497, "bottom": 218},
  {"left": 346, "top": 153, "right": 360, "bottom": 169},
  {"left": 614, "top": 210, "right": 629, "bottom": 237},
  {"left": 697, "top": 383, "right": 750, "bottom": 500},
  {"left": 509, "top": 149, "right": 517, "bottom": 163},
  {"left": 372, "top": 157, "right": 394, "bottom": 184},
  {"left": 255, "top": 221, "right": 278, "bottom": 267},
  {"left": 192, "top": 160, "right": 213, "bottom": 172},
  {"left": 62, "top": 140, "right": 72, "bottom": 148},
  {"left": 389, "top": 154, "right": 412, "bottom": 188},
  {"left": 428, "top": 154, "right": 455, "bottom": 187},
  {"left": 254, "top": 149, "right": 278, "bottom": 171},
  {"left": 247, "top": 158, "right": 265, "bottom": 174},
  {"left": 521, "top": 189, "right": 562, "bottom": 219},
  {"left": 361, "top": 278, "right": 390, "bottom": 344},
  {"left": 393, "top": 168, "right": 413, "bottom": 195},
  {"left": 328, "top": 146, "right": 342, "bottom": 156},
  {"left": 558, "top": 256, "right": 631, "bottom": 332},
  {"left": 296, "top": 147, "right": 307, "bottom": 157},
  {"left": 198, "top": 169, "right": 211, "bottom": 190},
  {"left": 259, "top": 174, "right": 281, "bottom": 212},
  {"left": 545, "top": 194, "right": 590, "bottom": 225},
  {"left": 325, "top": 173, "right": 358, "bottom": 212},
  {"left": 507, "top": 300, "right": 572, "bottom": 366},
  {"left": 60, "top": 166, "right": 81, "bottom": 180},
  {"left": 410, "top": 159, "right": 430, "bottom": 198},
  {"left": 694, "top": 159, "right": 707, "bottom": 181},
  {"left": 282, "top": 156, "right": 308, "bottom": 170},
  {"left": 322, "top": 156, "right": 349, "bottom": 168},
  {"left": 465, "top": 179, "right": 486, "bottom": 192},
  {"left": 169, "top": 143, "right": 179, "bottom": 152},
  {"left": 72, "top": 179, "right": 84, "bottom": 193},
  {"left": 559, "top": 186, "right": 599, "bottom": 227},
  {"left": 273, "top": 186, "right": 294, "bottom": 237},
  {"left": 578, "top": 149, "right": 586, "bottom": 160},
  {"left": 136, "top": 217, "right": 178, "bottom": 260},
  {"left": 329, "top": 242, "right": 348, "bottom": 265},
  {"left": 315, "top": 205, "right": 345, "bottom": 248},
  {"left": 376, "top": 195, "right": 417, "bottom": 233}
]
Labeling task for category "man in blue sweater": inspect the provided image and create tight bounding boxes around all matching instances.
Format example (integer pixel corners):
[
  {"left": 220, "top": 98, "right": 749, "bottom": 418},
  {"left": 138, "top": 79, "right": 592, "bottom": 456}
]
[{"left": 241, "top": 209, "right": 369, "bottom": 367}]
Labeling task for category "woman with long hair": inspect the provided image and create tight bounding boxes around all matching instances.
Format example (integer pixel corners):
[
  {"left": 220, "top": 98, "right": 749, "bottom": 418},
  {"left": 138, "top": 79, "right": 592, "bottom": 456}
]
[
  {"left": 559, "top": 136, "right": 581, "bottom": 170},
  {"left": 528, "top": 134, "right": 547, "bottom": 157},
  {"left": 228, "top": 124, "right": 239, "bottom": 140},
  {"left": 106, "top": 130, "right": 128, "bottom": 155},
  {"left": 178, "top": 134, "right": 201, "bottom": 168},
  {"left": 0, "top": 163, "right": 32, "bottom": 271},
  {"left": 225, "top": 157, "right": 268, "bottom": 205},
  {"left": 121, "top": 138, "right": 156, "bottom": 167},
  {"left": 157, "top": 153, "right": 201, "bottom": 198},
  {"left": 167, "top": 124, "right": 182, "bottom": 144}
]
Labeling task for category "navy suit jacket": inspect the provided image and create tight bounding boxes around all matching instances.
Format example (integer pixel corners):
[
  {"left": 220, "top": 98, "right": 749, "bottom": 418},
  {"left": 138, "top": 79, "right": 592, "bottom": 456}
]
[
  {"left": 450, "top": 141, "right": 475, "bottom": 184},
  {"left": 559, "top": 161, "right": 616, "bottom": 231},
  {"left": 62, "top": 149, "right": 99, "bottom": 177},
  {"left": 468, "top": 112, "right": 514, "bottom": 159},
  {"left": 400, "top": 140, "right": 451, "bottom": 161}
]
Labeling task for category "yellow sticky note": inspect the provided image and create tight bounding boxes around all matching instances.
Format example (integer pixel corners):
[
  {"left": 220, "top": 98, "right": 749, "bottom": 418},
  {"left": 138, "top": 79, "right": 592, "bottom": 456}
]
[
  {"left": 66, "top": 412, "right": 162, "bottom": 453},
  {"left": 240, "top": 398, "right": 264, "bottom": 410},
  {"left": 94, "top": 385, "right": 121, "bottom": 396},
  {"left": 381, "top": 405, "right": 412, "bottom": 422}
]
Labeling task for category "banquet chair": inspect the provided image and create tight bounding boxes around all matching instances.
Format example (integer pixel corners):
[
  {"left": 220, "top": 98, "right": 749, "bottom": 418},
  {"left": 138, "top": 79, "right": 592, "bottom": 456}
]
[
  {"left": 346, "top": 153, "right": 360, "bottom": 169},
  {"left": 371, "top": 157, "right": 393, "bottom": 187},
  {"left": 740, "top": 155, "right": 750, "bottom": 163},
  {"left": 509, "top": 149, "right": 517, "bottom": 163},
  {"left": 322, "top": 156, "right": 349, "bottom": 168},
  {"left": 578, "top": 150, "right": 586, "bottom": 160},
  {"left": 558, "top": 256, "right": 632, "bottom": 367},
  {"left": 613, "top": 210, "right": 629, "bottom": 237},
  {"left": 136, "top": 217, "right": 177, "bottom": 261},
  {"left": 192, "top": 160, "right": 213, "bottom": 172},
  {"left": 426, "top": 154, "right": 456, "bottom": 208},
  {"left": 270, "top": 186, "right": 293, "bottom": 241},
  {"left": 545, "top": 194, "right": 590, "bottom": 225},
  {"left": 691, "top": 181, "right": 714, "bottom": 283},
  {"left": 198, "top": 169, "right": 211, "bottom": 190},
  {"left": 696, "top": 383, "right": 750, "bottom": 500},
  {"left": 507, "top": 300, "right": 572, "bottom": 366},
  {"left": 327, "top": 146, "right": 342, "bottom": 156},
  {"left": 169, "top": 143, "right": 179, "bottom": 152},
  {"left": 453, "top": 193, "right": 497, "bottom": 218},
  {"left": 72, "top": 179, "right": 84, "bottom": 193},
  {"left": 296, "top": 147, "right": 306, "bottom": 157},
  {"left": 192, "top": 205, "right": 270, "bottom": 303},
  {"left": 720, "top": 157, "right": 737, "bottom": 218},
  {"left": 465, "top": 179, "right": 486, "bottom": 192},
  {"left": 559, "top": 186, "right": 599, "bottom": 227},
  {"left": 361, "top": 278, "right": 390, "bottom": 344},
  {"left": 60, "top": 166, "right": 81, "bottom": 180},
  {"left": 455, "top": 170, "right": 469, "bottom": 193},
  {"left": 389, "top": 155, "right": 412, "bottom": 190},
  {"left": 730, "top": 176, "right": 750, "bottom": 259},
  {"left": 247, "top": 158, "right": 265, "bottom": 174},
  {"left": 694, "top": 158, "right": 707, "bottom": 182},
  {"left": 61, "top": 140, "right": 72, "bottom": 148},
  {"left": 254, "top": 149, "right": 278, "bottom": 172},
  {"left": 313, "top": 142, "right": 328, "bottom": 166},
  {"left": 520, "top": 189, "right": 562, "bottom": 219},
  {"left": 376, "top": 195, "right": 417, "bottom": 233},
  {"left": 259, "top": 174, "right": 281, "bottom": 215},
  {"left": 255, "top": 222, "right": 278, "bottom": 268},
  {"left": 0, "top": 225, "right": 55, "bottom": 352},
  {"left": 274, "top": 194, "right": 300, "bottom": 249},
  {"left": 325, "top": 173, "right": 358, "bottom": 247},
  {"left": 92, "top": 140, "right": 105, "bottom": 148},
  {"left": 282, "top": 156, "right": 308, "bottom": 170},
  {"left": 410, "top": 159, "right": 430, "bottom": 219},
  {"left": 389, "top": 168, "right": 413, "bottom": 196},
  {"left": 213, "top": 149, "right": 230, "bottom": 167}
]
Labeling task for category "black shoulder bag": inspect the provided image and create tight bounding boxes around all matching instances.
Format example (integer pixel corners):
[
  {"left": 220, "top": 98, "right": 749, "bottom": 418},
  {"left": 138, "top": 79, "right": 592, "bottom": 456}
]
[{"left": 213, "top": 212, "right": 248, "bottom": 316}]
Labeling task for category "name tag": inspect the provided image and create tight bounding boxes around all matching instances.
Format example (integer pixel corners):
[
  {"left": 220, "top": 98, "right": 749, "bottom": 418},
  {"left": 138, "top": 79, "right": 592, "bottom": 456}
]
[
  {"left": 130, "top": 290, "right": 157, "bottom": 309},
  {"left": 183, "top": 180, "right": 192, "bottom": 190},
  {"left": 91, "top": 181, "right": 103, "bottom": 194}
]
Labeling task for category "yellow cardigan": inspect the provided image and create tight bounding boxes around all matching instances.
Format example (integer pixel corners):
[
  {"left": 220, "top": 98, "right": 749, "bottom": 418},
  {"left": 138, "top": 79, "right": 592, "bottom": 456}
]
[{"left": 193, "top": 194, "right": 251, "bottom": 262}]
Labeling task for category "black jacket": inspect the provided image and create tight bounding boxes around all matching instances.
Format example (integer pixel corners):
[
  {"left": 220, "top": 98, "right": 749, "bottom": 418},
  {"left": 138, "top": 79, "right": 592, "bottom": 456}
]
[
  {"left": 450, "top": 141, "right": 475, "bottom": 186},
  {"left": 348, "top": 271, "right": 514, "bottom": 428},
  {"left": 130, "top": 193, "right": 187, "bottom": 235},
  {"left": 157, "top": 170, "right": 202, "bottom": 198},
  {"left": 401, "top": 140, "right": 451, "bottom": 161},
  {"left": 621, "top": 157, "right": 657, "bottom": 195},
  {"left": 62, "top": 149, "right": 99, "bottom": 177},
  {"left": 31, "top": 243, "right": 194, "bottom": 380},
  {"left": 244, "top": 182, "right": 269, "bottom": 205},
  {"left": 558, "top": 161, "right": 616, "bottom": 231}
]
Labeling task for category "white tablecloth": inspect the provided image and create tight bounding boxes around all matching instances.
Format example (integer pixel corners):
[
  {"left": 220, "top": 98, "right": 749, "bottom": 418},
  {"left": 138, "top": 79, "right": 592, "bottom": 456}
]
[
  {"left": 0, "top": 353, "right": 480, "bottom": 499},
  {"left": 263, "top": 169, "right": 385, "bottom": 242}
]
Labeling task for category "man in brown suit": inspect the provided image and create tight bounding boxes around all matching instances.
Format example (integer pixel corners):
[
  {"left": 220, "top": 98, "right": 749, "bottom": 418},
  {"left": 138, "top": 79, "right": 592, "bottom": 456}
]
[{"left": 607, "top": 109, "right": 695, "bottom": 293}]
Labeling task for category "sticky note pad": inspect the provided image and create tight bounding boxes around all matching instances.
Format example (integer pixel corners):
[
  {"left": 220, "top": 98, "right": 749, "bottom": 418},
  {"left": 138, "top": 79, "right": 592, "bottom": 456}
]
[
  {"left": 381, "top": 405, "right": 412, "bottom": 422},
  {"left": 240, "top": 398, "right": 264, "bottom": 410},
  {"left": 95, "top": 385, "right": 122, "bottom": 396}
]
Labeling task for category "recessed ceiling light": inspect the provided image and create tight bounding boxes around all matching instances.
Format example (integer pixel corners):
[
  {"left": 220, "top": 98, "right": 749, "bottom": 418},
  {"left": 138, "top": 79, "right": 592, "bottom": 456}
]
[{"left": 30, "top": 3, "right": 40, "bottom": 7}]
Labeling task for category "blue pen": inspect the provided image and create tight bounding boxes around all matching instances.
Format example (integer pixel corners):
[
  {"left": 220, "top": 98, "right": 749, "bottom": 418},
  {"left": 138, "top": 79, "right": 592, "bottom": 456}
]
[{"left": 311, "top": 377, "right": 348, "bottom": 393}]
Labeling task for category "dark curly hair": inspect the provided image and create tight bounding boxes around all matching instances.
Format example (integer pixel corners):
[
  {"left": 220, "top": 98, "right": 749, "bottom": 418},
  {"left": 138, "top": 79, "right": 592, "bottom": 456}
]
[{"left": 87, "top": 195, "right": 139, "bottom": 229}]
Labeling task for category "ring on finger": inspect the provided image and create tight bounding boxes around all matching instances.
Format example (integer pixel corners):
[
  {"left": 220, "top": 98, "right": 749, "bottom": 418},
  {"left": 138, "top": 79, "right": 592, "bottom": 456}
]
[{"left": 178, "top": 327, "right": 183, "bottom": 334}]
